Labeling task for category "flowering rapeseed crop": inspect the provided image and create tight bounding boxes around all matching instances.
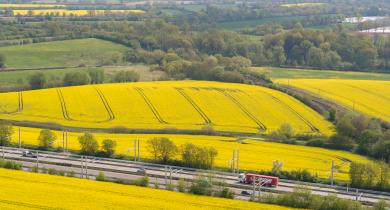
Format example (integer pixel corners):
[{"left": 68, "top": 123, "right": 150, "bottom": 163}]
[
  {"left": 0, "top": 81, "right": 334, "bottom": 134},
  {"left": 276, "top": 79, "right": 390, "bottom": 122},
  {"left": 0, "top": 168, "right": 294, "bottom": 210},
  {"left": 0, "top": 3, "right": 65, "bottom": 8},
  {"left": 13, "top": 126, "right": 372, "bottom": 180},
  {"left": 12, "top": 9, "right": 145, "bottom": 16}
]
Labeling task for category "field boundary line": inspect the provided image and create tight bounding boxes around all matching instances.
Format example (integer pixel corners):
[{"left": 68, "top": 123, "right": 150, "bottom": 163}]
[
  {"left": 175, "top": 87, "right": 213, "bottom": 125},
  {"left": 56, "top": 89, "right": 72, "bottom": 121},
  {"left": 311, "top": 86, "right": 388, "bottom": 118},
  {"left": 18, "top": 92, "right": 24, "bottom": 112},
  {"left": 344, "top": 84, "right": 390, "bottom": 102},
  {"left": 134, "top": 87, "right": 167, "bottom": 124},
  {"left": 94, "top": 87, "right": 115, "bottom": 122},
  {"left": 0, "top": 92, "right": 23, "bottom": 114},
  {"left": 0, "top": 198, "right": 62, "bottom": 210},
  {"left": 215, "top": 88, "right": 267, "bottom": 132},
  {"left": 251, "top": 89, "right": 319, "bottom": 133}
]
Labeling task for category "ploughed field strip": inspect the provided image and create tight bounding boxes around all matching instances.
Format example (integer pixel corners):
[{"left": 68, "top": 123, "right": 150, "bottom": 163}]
[
  {"left": 276, "top": 79, "right": 390, "bottom": 122},
  {"left": 0, "top": 81, "right": 333, "bottom": 134}
]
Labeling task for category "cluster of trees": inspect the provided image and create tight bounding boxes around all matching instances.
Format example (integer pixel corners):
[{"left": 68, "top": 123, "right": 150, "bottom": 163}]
[
  {"left": 0, "top": 122, "right": 13, "bottom": 146},
  {"left": 147, "top": 137, "right": 218, "bottom": 169},
  {"left": 77, "top": 133, "right": 117, "bottom": 157},
  {"left": 125, "top": 48, "right": 253, "bottom": 83},
  {"left": 167, "top": 1, "right": 389, "bottom": 29},
  {"left": 350, "top": 162, "right": 390, "bottom": 191},
  {"left": 262, "top": 28, "right": 389, "bottom": 70},
  {"left": 2, "top": 16, "right": 389, "bottom": 80},
  {"left": 28, "top": 69, "right": 140, "bottom": 90},
  {"left": 329, "top": 113, "right": 390, "bottom": 161},
  {"left": 269, "top": 112, "right": 390, "bottom": 165},
  {"left": 36, "top": 129, "right": 118, "bottom": 157},
  {"left": 0, "top": 123, "right": 119, "bottom": 158},
  {"left": 108, "top": 19, "right": 389, "bottom": 71},
  {"left": 0, "top": 122, "right": 219, "bottom": 169}
]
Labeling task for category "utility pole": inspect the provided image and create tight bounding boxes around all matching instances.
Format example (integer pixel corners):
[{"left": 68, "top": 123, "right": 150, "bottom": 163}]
[
  {"left": 231, "top": 150, "right": 234, "bottom": 173},
  {"left": 331, "top": 160, "right": 334, "bottom": 186},
  {"left": 1, "top": 146, "right": 4, "bottom": 159},
  {"left": 252, "top": 178, "right": 256, "bottom": 200},
  {"left": 355, "top": 188, "right": 359, "bottom": 201},
  {"left": 18, "top": 127, "right": 21, "bottom": 148},
  {"left": 169, "top": 166, "right": 173, "bottom": 185},
  {"left": 236, "top": 149, "right": 240, "bottom": 174},
  {"left": 80, "top": 156, "right": 84, "bottom": 178},
  {"left": 62, "top": 131, "right": 65, "bottom": 153},
  {"left": 164, "top": 166, "right": 168, "bottom": 187},
  {"left": 138, "top": 139, "right": 140, "bottom": 161},
  {"left": 36, "top": 151, "right": 39, "bottom": 168},
  {"left": 65, "top": 130, "right": 68, "bottom": 152},
  {"left": 134, "top": 139, "right": 137, "bottom": 161},
  {"left": 85, "top": 157, "right": 88, "bottom": 179},
  {"left": 231, "top": 149, "right": 240, "bottom": 174}
]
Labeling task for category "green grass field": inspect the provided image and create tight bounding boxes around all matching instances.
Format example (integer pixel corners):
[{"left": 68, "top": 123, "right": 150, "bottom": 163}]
[
  {"left": 0, "top": 38, "right": 128, "bottom": 68},
  {"left": 252, "top": 67, "right": 390, "bottom": 81}
]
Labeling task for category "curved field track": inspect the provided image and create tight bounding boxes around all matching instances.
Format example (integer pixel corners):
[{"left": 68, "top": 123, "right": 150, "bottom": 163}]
[
  {"left": 0, "top": 81, "right": 333, "bottom": 135},
  {"left": 276, "top": 79, "right": 390, "bottom": 122}
]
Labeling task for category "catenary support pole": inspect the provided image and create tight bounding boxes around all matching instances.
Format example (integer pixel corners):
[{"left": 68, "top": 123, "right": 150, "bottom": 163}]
[
  {"left": 18, "top": 127, "right": 21, "bottom": 148},
  {"left": 331, "top": 160, "right": 334, "bottom": 186}
]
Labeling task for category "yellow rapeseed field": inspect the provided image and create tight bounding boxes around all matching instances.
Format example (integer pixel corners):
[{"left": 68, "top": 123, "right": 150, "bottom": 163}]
[
  {"left": 0, "top": 3, "right": 64, "bottom": 8},
  {"left": 0, "top": 81, "right": 333, "bottom": 135},
  {"left": 0, "top": 168, "right": 294, "bottom": 210},
  {"left": 12, "top": 9, "right": 145, "bottom": 16},
  {"left": 12, "top": 126, "right": 372, "bottom": 180},
  {"left": 276, "top": 79, "right": 390, "bottom": 122}
]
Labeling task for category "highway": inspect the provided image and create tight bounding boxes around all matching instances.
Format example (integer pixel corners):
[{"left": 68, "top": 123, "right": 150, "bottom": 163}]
[{"left": 1, "top": 146, "right": 390, "bottom": 205}]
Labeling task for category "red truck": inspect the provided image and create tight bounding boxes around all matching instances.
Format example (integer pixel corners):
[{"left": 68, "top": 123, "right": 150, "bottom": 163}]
[{"left": 238, "top": 173, "right": 279, "bottom": 187}]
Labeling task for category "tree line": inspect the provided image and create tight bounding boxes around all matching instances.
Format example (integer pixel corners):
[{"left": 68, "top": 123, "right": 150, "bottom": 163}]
[
  {"left": 27, "top": 69, "right": 140, "bottom": 90},
  {"left": 1, "top": 17, "right": 389, "bottom": 76},
  {"left": 270, "top": 112, "right": 390, "bottom": 164},
  {"left": 146, "top": 137, "right": 218, "bottom": 169},
  {"left": 0, "top": 123, "right": 219, "bottom": 169}
]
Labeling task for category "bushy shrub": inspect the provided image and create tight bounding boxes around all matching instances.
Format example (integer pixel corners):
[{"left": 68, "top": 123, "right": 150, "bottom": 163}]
[
  {"left": 0, "top": 159, "right": 22, "bottom": 170},
  {"left": 189, "top": 175, "right": 213, "bottom": 196},
  {"left": 216, "top": 187, "right": 235, "bottom": 199},
  {"left": 134, "top": 176, "right": 149, "bottom": 187},
  {"left": 177, "top": 179, "right": 187, "bottom": 192},
  {"left": 48, "top": 168, "right": 58, "bottom": 175},
  {"left": 96, "top": 171, "right": 106, "bottom": 181}
]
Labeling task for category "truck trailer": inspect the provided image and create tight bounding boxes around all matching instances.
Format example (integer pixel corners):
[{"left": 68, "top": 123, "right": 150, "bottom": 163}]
[{"left": 238, "top": 173, "right": 279, "bottom": 187}]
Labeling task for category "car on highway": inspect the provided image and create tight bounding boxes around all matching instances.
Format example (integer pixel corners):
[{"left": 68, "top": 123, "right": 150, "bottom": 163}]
[
  {"left": 136, "top": 168, "right": 146, "bottom": 175},
  {"left": 241, "top": 191, "right": 251, "bottom": 196},
  {"left": 22, "top": 150, "right": 38, "bottom": 158}
]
